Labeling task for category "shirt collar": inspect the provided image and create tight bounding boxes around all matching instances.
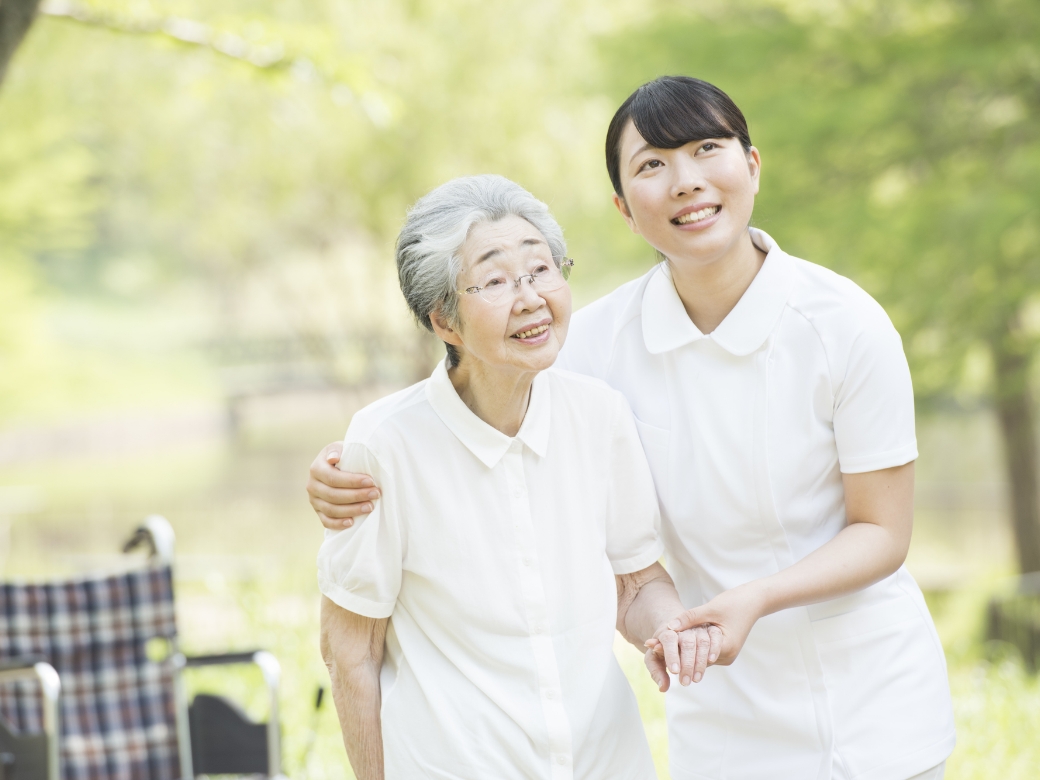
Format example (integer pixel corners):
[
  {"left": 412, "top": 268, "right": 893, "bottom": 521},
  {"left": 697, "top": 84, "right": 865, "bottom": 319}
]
[
  {"left": 424, "top": 358, "right": 551, "bottom": 468},
  {"left": 641, "top": 228, "right": 796, "bottom": 357}
]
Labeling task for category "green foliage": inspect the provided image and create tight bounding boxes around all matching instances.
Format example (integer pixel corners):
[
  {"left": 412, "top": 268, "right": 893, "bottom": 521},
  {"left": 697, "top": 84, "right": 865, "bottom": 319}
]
[{"left": 0, "top": 0, "right": 660, "bottom": 423}]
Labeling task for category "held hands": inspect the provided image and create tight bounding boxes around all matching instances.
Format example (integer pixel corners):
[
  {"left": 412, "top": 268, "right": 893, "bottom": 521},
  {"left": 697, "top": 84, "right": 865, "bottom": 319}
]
[
  {"left": 306, "top": 442, "right": 381, "bottom": 529},
  {"left": 644, "top": 624, "right": 722, "bottom": 692},
  {"left": 645, "top": 585, "right": 768, "bottom": 688}
]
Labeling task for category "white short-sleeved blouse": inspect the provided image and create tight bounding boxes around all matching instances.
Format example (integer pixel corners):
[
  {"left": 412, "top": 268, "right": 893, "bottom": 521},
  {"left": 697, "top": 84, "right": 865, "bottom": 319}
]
[
  {"left": 557, "top": 228, "right": 955, "bottom": 780},
  {"left": 318, "top": 361, "right": 663, "bottom": 780}
]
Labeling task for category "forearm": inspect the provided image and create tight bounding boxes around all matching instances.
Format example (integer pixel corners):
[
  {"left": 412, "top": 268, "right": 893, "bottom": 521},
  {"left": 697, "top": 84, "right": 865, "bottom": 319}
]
[
  {"left": 329, "top": 663, "right": 384, "bottom": 780},
  {"left": 744, "top": 519, "right": 909, "bottom": 619},
  {"left": 320, "top": 597, "right": 388, "bottom": 780},
  {"left": 616, "top": 562, "right": 684, "bottom": 647},
  {"left": 658, "top": 465, "right": 915, "bottom": 667}
]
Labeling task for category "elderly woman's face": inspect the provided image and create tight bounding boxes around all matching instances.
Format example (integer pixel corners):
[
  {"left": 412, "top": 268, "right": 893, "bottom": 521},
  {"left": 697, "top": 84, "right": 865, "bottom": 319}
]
[{"left": 451, "top": 215, "right": 571, "bottom": 375}]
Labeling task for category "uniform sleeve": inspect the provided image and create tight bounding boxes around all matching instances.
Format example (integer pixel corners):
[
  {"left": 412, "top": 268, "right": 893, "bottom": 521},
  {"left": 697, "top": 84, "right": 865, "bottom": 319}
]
[
  {"left": 604, "top": 391, "right": 665, "bottom": 574},
  {"left": 833, "top": 319, "right": 918, "bottom": 474},
  {"left": 316, "top": 441, "right": 402, "bottom": 618}
]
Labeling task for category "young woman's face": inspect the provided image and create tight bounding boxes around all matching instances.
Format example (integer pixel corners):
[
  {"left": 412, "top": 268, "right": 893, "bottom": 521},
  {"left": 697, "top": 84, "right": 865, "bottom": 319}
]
[
  {"left": 614, "top": 119, "right": 761, "bottom": 269},
  {"left": 442, "top": 215, "right": 571, "bottom": 376}
]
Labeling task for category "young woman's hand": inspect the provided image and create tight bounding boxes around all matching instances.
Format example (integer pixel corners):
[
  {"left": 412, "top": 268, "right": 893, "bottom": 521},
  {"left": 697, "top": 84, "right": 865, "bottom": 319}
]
[
  {"left": 650, "top": 585, "right": 767, "bottom": 668},
  {"left": 644, "top": 624, "right": 723, "bottom": 691},
  {"left": 307, "top": 442, "right": 381, "bottom": 529}
]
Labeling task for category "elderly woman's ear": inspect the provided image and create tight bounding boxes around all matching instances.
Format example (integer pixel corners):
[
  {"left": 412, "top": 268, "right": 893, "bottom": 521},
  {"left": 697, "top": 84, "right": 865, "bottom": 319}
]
[{"left": 430, "top": 309, "right": 463, "bottom": 347}]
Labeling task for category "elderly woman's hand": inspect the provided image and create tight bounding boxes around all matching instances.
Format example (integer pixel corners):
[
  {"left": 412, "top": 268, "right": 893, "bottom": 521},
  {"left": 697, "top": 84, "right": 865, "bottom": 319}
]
[
  {"left": 649, "top": 585, "right": 767, "bottom": 671},
  {"left": 644, "top": 623, "right": 723, "bottom": 691},
  {"left": 307, "top": 442, "right": 381, "bottom": 530}
]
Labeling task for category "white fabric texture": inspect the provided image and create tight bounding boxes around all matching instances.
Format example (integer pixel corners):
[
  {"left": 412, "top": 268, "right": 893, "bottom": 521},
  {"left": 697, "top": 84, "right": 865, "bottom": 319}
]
[
  {"left": 557, "top": 228, "right": 955, "bottom": 780},
  {"left": 318, "top": 361, "right": 662, "bottom": 780},
  {"left": 906, "top": 762, "right": 945, "bottom": 780}
]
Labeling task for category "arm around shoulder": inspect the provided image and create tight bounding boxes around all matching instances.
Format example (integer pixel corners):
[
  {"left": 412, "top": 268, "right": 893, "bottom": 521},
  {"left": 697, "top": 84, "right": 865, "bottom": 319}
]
[{"left": 317, "top": 443, "right": 403, "bottom": 619}]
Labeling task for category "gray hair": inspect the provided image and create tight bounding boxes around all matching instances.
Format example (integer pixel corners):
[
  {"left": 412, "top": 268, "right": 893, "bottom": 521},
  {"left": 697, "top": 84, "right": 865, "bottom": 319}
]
[{"left": 395, "top": 174, "right": 567, "bottom": 366}]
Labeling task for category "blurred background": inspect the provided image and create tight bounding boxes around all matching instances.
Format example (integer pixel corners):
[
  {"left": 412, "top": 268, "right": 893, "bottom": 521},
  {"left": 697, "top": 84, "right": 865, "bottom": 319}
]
[{"left": 0, "top": 0, "right": 1038, "bottom": 777}]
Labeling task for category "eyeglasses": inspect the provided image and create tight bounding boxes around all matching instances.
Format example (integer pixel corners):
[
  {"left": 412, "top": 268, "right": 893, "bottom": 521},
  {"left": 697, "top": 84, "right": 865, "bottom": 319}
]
[{"left": 456, "top": 257, "right": 574, "bottom": 305}]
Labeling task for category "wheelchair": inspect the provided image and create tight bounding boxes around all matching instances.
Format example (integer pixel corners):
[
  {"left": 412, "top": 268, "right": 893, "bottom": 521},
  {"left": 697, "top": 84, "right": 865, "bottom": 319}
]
[{"left": 0, "top": 516, "right": 283, "bottom": 780}]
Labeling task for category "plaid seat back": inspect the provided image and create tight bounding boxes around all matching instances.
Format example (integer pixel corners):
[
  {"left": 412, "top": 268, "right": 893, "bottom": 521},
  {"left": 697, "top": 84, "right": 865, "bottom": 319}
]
[{"left": 0, "top": 565, "right": 181, "bottom": 780}]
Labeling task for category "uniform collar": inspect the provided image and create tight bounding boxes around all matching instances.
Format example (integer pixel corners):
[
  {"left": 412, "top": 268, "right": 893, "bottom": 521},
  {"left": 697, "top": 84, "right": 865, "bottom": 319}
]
[
  {"left": 641, "top": 228, "right": 795, "bottom": 357},
  {"left": 425, "top": 358, "right": 551, "bottom": 468}
]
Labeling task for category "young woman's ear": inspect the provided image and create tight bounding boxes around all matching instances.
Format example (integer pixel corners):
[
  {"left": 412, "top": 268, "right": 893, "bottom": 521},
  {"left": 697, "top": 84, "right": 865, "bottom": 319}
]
[
  {"left": 746, "top": 147, "right": 762, "bottom": 195},
  {"left": 430, "top": 310, "right": 463, "bottom": 347},
  {"left": 613, "top": 193, "right": 641, "bottom": 235}
]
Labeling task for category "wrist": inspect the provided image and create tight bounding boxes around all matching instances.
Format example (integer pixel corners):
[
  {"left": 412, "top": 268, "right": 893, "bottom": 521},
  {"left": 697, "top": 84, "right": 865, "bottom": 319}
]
[{"left": 737, "top": 578, "right": 774, "bottom": 620}]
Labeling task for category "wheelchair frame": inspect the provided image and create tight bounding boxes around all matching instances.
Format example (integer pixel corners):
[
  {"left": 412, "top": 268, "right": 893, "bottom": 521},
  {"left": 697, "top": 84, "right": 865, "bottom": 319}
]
[{"left": 0, "top": 515, "right": 284, "bottom": 780}]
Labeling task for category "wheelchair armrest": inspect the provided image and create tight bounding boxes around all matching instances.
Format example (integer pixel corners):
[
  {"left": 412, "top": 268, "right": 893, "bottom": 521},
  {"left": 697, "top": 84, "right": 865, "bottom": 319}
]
[
  {"left": 176, "top": 651, "right": 281, "bottom": 779},
  {"left": 183, "top": 651, "right": 262, "bottom": 667},
  {"left": 0, "top": 660, "right": 61, "bottom": 780},
  {"left": 0, "top": 657, "right": 46, "bottom": 674}
]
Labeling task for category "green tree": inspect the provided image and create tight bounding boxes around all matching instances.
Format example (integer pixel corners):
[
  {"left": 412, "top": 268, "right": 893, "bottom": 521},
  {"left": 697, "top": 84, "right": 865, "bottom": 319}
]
[
  {"left": 0, "top": 0, "right": 648, "bottom": 420},
  {"left": 0, "top": 0, "right": 42, "bottom": 87},
  {"left": 602, "top": 0, "right": 1040, "bottom": 572}
]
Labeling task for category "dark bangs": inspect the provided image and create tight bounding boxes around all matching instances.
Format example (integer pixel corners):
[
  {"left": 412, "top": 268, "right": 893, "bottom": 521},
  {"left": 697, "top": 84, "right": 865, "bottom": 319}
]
[{"left": 606, "top": 76, "right": 752, "bottom": 196}]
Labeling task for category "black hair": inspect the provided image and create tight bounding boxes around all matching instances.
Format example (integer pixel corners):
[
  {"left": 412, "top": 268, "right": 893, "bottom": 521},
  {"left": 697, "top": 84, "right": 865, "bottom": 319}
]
[{"left": 605, "top": 76, "right": 752, "bottom": 197}]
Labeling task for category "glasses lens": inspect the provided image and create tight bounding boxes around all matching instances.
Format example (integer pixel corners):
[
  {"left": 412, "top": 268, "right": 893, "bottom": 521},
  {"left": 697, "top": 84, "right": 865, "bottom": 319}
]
[
  {"left": 531, "top": 258, "right": 576, "bottom": 293},
  {"left": 479, "top": 283, "right": 510, "bottom": 304},
  {"left": 528, "top": 263, "right": 561, "bottom": 293}
]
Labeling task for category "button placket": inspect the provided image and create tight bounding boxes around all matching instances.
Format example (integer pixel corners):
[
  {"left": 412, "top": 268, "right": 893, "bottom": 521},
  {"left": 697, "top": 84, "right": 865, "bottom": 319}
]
[{"left": 505, "top": 446, "right": 573, "bottom": 779}]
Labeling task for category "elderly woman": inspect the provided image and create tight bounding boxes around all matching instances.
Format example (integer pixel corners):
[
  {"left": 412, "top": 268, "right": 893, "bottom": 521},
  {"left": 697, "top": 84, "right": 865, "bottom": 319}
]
[{"left": 318, "top": 174, "right": 714, "bottom": 780}]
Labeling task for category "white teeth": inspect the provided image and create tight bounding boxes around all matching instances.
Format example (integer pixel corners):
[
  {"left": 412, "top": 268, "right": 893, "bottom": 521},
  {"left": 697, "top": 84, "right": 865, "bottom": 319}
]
[
  {"left": 674, "top": 205, "right": 720, "bottom": 225},
  {"left": 513, "top": 324, "right": 549, "bottom": 339}
]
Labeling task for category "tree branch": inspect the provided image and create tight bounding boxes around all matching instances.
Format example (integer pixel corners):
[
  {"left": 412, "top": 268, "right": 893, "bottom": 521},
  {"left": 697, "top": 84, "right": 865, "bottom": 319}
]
[
  {"left": 38, "top": 0, "right": 288, "bottom": 70},
  {"left": 0, "top": 0, "right": 44, "bottom": 88}
]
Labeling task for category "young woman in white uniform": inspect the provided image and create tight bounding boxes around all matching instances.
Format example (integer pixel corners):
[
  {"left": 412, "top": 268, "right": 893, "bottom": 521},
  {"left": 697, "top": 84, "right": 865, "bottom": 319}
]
[{"left": 306, "top": 77, "right": 956, "bottom": 780}]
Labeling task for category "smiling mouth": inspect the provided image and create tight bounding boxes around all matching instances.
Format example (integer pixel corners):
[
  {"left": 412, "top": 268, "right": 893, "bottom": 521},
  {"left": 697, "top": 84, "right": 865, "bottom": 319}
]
[
  {"left": 512, "top": 324, "right": 550, "bottom": 339},
  {"left": 672, "top": 205, "right": 721, "bottom": 225}
]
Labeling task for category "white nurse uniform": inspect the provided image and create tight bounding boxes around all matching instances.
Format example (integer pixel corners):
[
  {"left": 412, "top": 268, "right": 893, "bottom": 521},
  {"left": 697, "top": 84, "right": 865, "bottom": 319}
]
[{"left": 557, "top": 228, "right": 955, "bottom": 780}]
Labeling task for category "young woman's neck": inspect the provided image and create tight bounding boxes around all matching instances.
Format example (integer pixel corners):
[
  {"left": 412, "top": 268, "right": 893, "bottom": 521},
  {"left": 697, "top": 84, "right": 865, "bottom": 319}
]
[
  {"left": 668, "top": 228, "right": 767, "bottom": 335},
  {"left": 448, "top": 359, "right": 535, "bottom": 437}
]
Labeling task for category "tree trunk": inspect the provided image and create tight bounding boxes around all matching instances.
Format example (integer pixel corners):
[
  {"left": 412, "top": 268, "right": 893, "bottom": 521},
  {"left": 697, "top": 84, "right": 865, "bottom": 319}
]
[
  {"left": 0, "top": 0, "right": 43, "bottom": 89},
  {"left": 992, "top": 338, "right": 1040, "bottom": 574}
]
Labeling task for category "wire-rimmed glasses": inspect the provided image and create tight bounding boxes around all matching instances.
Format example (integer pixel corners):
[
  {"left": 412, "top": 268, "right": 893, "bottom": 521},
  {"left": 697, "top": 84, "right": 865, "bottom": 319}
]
[{"left": 456, "top": 257, "right": 574, "bottom": 305}]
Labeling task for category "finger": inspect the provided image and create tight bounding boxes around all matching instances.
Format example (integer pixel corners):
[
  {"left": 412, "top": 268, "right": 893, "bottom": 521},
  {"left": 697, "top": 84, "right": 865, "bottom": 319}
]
[
  {"left": 308, "top": 480, "right": 381, "bottom": 508},
  {"left": 659, "top": 629, "right": 680, "bottom": 677},
  {"left": 667, "top": 608, "right": 701, "bottom": 633},
  {"left": 316, "top": 511, "right": 353, "bottom": 531},
  {"left": 644, "top": 637, "right": 666, "bottom": 659},
  {"left": 644, "top": 648, "right": 670, "bottom": 692},
  {"left": 692, "top": 628, "right": 711, "bottom": 683},
  {"left": 677, "top": 629, "right": 708, "bottom": 686},
  {"left": 323, "top": 442, "right": 343, "bottom": 465},
  {"left": 707, "top": 625, "right": 723, "bottom": 664},
  {"left": 310, "top": 495, "right": 374, "bottom": 520},
  {"left": 309, "top": 457, "right": 378, "bottom": 492}
]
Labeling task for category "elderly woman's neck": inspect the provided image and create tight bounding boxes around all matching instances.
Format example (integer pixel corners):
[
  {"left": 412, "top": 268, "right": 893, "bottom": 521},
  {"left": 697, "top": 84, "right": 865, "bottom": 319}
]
[{"left": 448, "top": 361, "right": 537, "bottom": 437}]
